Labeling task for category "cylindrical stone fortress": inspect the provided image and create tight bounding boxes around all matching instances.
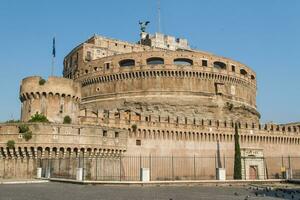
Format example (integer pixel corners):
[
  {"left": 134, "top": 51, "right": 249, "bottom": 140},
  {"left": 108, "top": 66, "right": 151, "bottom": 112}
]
[
  {"left": 76, "top": 50, "right": 259, "bottom": 123},
  {"left": 19, "top": 76, "right": 81, "bottom": 123}
]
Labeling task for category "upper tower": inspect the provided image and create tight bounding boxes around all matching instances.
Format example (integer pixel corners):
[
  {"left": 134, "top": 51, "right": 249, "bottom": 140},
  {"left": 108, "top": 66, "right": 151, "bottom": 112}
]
[
  {"left": 62, "top": 32, "right": 259, "bottom": 124},
  {"left": 19, "top": 76, "right": 81, "bottom": 123}
]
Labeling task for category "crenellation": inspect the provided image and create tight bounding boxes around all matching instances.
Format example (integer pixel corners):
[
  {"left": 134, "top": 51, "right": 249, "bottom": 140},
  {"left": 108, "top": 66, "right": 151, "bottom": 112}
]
[{"left": 0, "top": 32, "right": 299, "bottom": 180}]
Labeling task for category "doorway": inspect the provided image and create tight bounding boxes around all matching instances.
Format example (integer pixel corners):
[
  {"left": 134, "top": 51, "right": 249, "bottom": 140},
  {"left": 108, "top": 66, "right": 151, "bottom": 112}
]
[{"left": 249, "top": 165, "right": 258, "bottom": 180}]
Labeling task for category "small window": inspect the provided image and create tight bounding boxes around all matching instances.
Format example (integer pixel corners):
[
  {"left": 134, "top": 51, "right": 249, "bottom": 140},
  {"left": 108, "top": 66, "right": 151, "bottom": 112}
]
[
  {"left": 60, "top": 105, "right": 63, "bottom": 113},
  {"left": 103, "top": 130, "right": 107, "bottom": 137},
  {"left": 78, "top": 128, "right": 81, "bottom": 135},
  {"left": 240, "top": 68, "right": 248, "bottom": 76},
  {"left": 115, "top": 132, "right": 119, "bottom": 138},
  {"left": 231, "top": 65, "right": 235, "bottom": 72},
  {"left": 213, "top": 61, "right": 226, "bottom": 70},
  {"left": 105, "top": 63, "right": 110, "bottom": 70},
  {"left": 119, "top": 59, "right": 135, "bottom": 67},
  {"left": 202, "top": 60, "right": 208, "bottom": 67},
  {"left": 251, "top": 75, "right": 255, "bottom": 80},
  {"left": 86, "top": 51, "right": 92, "bottom": 61},
  {"left": 146, "top": 57, "right": 164, "bottom": 65},
  {"left": 115, "top": 43, "right": 118, "bottom": 46},
  {"left": 85, "top": 70, "right": 88, "bottom": 74},
  {"left": 174, "top": 58, "right": 193, "bottom": 66},
  {"left": 136, "top": 139, "right": 141, "bottom": 146}
]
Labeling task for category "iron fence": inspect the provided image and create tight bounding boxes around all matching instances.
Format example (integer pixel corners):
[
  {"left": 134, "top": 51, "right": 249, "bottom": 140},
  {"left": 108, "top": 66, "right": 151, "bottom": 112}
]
[{"left": 0, "top": 156, "right": 299, "bottom": 180}]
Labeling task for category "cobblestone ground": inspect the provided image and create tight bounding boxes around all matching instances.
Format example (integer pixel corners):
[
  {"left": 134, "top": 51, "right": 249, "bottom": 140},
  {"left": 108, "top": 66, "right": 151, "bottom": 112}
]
[{"left": 0, "top": 182, "right": 299, "bottom": 200}]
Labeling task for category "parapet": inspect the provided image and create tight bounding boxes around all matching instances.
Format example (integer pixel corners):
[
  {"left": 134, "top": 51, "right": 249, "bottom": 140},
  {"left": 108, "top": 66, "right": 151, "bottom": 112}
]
[
  {"left": 140, "top": 32, "right": 191, "bottom": 51},
  {"left": 20, "top": 76, "right": 81, "bottom": 100}
]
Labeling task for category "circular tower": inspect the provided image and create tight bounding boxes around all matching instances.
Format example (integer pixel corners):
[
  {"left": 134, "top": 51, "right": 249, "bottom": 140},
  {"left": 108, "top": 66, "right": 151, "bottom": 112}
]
[
  {"left": 19, "top": 76, "right": 81, "bottom": 123},
  {"left": 79, "top": 50, "right": 259, "bottom": 123}
]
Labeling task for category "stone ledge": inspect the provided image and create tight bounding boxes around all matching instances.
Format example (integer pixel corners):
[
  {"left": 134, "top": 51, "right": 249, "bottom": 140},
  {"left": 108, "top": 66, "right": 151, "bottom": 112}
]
[{"left": 48, "top": 178, "right": 286, "bottom": 186}]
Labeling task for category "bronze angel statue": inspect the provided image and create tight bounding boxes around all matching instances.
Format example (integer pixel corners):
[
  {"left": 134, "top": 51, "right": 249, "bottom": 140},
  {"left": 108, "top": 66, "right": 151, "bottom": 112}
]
[{"left": 139, "top": 21, "right": 150, "bottom": 32}]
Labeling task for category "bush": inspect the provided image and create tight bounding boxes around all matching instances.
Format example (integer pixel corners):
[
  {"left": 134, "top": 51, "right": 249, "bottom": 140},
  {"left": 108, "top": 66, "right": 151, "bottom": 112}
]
[
  {"left": 6, "top": 140, "right": 15, "bottom": 149},
  {"left": 19, "top": 124, "right": 29, "bottom": 133},
  {"left": 39, "top": 78, "right": 46, "bottom": 85},
  {"left": 23, "top": 131, "right": 32, "bottom": 141},
  {"left": 5, "top": 119, "right": 20, "bottom": 123},
  {"left": 28, "top": 113, "right": 49, "bottom": 123},
  {"left": 131, "top": 124, "right": 137, "bottom": 132},
  {"left": 63, "top": 115, "right": 72, "bottom": 124}
]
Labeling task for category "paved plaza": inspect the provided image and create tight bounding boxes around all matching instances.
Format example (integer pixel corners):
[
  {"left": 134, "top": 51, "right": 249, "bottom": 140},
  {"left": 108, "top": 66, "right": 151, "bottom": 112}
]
[{"left": 1, "top": 182, "right": 300, "bottom": 200}]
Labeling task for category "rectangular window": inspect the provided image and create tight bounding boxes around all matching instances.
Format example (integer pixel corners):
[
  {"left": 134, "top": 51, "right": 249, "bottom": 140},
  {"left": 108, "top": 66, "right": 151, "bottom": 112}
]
[
  {"left": 115, "top": 132, "right": 119, "bottom": 138},
  {"left": 103, "top": 130, "right": 107, "bottom": 137},
  {"left": 86, "top": 51, "right": 91, "bottom": 61},
  {"left": 231, "top": 65, "right": 236, "bottom": 72},
  {"left": 105, "top": 63, "right": 110, "bottom": 70},
  {"left": 136, "top": 139, "right": 141, "bottom": 146},
  {"left": 202, "top": 60, "right": 208, "bottom": 67}
]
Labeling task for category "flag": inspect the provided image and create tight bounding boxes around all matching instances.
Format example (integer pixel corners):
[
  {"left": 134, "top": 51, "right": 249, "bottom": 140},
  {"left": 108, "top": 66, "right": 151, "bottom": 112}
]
[{"left": 52, "top": 37, "right": 56, "bottom": 57}]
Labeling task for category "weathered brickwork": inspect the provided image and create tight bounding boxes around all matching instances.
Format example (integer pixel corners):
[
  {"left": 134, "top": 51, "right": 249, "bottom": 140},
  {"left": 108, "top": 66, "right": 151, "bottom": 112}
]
[{"left": 0, "top": 32, "right": 299, "bottom": 179}]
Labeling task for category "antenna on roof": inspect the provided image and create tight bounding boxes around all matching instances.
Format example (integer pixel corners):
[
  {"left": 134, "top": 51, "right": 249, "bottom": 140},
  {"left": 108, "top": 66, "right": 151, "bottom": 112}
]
[{"left": 157, "top": 0, "right": 161, "bottom": 33}]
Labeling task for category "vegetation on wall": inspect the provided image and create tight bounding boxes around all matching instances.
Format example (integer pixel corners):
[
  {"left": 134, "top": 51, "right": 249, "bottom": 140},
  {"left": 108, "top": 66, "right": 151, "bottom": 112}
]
[
  {"left": 63, "top": 115, "right": 72, "bottom": 124},
  {"left": 28, "top": 113, "right": 49, "bottom": 123},
  {"left": 23, "top": 131, "right": 32, "bottom": 141},
  {"left": 18, "top": 124, "right": 32, "bottom": 141},
  {"left": 233, "top": 123, "right": 242, "bottom": 179},
  {"left": 6, "top": 140, "right": 15, "bottom": 149},
  {"left": 5, "top": 119, "right": 21, "bottom": 123},
  {"left": 131, "top": 124, "right": 137, "bottom": 132},
  {"left": 19, "top": 124, "right": 29, "bottom": 133},
  {"left": 39, "top": 78, "right": 46, "bottom": 85}
]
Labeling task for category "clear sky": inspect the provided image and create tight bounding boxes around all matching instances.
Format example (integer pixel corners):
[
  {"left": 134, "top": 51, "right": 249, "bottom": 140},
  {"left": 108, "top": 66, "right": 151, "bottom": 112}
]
[{"left": 0, "top": 0, "right": 299, "bottom": 123}]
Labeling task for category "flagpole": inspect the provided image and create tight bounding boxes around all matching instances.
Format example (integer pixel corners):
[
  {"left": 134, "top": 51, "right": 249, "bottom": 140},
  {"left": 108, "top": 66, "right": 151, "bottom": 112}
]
[
  {"left": 51, "top": 55, "right": 54, "bottom": 76},
  {"left": 51, "top": 36, "right": 56, "bottom": 76}
]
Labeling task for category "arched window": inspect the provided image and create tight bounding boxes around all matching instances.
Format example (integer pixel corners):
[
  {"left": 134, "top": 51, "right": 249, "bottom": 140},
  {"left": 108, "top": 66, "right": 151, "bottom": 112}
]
[
  {"left": 251, "top": 75, "right": 255, "bottom": 80},
  {"left": 240, "top": 68, "right": 248, "bottom": 76},
  {"left": 174, "top": 58, "right": 193, "bottom": 66},
  {"left": 119, "top": 59, "right": 135, "bottom": 67},
  {"left": 146, "top": 57, "right": 164, "bottom": 65},
  {"left": 213, "top": 61, "right": 226, "bottom": 70}
]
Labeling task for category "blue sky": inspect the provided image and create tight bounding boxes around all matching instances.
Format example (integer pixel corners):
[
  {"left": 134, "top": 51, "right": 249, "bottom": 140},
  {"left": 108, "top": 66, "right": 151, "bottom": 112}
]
[{"left": 0, "top": 0, "right": 299, "bottom": 123}]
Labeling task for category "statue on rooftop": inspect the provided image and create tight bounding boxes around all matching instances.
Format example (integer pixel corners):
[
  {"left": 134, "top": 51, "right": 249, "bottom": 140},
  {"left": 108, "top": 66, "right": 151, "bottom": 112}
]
[{"left": 139, "top": 21, "right": 150, "bottom": 32}]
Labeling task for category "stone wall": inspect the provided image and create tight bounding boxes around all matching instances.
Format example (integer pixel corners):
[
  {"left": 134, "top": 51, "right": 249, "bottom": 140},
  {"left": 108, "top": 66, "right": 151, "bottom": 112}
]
[{"left": 20, "top": 76, "right": 81, "bottom": 123}]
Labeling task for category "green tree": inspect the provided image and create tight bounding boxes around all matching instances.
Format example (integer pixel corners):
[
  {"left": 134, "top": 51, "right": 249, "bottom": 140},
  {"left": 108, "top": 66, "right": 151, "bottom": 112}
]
[
  {"left": 7, "top": 140, "right": 15, "bottom": 149},
  {"left": 233, "top": 123, "right": 242, "bottom": 179},
  {"left": 28, "top": 113, "right": 49, "bottom": 123},
  {"left": 63, "top": 115, "right": 72, "bottom": 124}
]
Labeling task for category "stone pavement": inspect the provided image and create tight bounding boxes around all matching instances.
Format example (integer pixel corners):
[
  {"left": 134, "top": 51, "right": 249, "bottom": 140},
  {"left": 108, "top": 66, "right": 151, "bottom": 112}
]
[{"left": 0, "top": 182, "right": 297, "bottom": 200}]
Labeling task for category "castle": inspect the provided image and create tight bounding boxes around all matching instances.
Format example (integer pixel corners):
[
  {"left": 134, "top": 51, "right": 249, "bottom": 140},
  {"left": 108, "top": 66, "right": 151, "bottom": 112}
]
[{"left": 0, "top": 31, "right": 299, "bottom": 181}]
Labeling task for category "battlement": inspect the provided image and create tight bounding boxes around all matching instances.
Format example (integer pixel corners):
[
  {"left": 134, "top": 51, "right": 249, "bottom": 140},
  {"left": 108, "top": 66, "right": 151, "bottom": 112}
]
[
  {"left": 79, "top": 110, "right": 300, "bottom": 136},
  {"left": 19, "top": 76, "right": 81, "bottom": 123},
  {"left": 140, "top": 32, "right": 190, "bottom": 51}
]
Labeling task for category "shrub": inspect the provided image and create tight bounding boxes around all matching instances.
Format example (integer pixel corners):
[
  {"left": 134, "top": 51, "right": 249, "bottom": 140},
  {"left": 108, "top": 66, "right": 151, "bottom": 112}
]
[
  {"left": 28, "top": 113, "right": 49, "bottom": 123},
  {"left": 6, "top": 140, "right": 15, "bottom": 149},
  {"left": 63, "top": 115, "right": 72, "bottom": 124},
  {"left": 5, "top": 119, "right": 20, "bottom": 123},
  {"left": 23, "top": 131, "right": 32, "bottom": 141},
  {"left": 19, "top": 124, "right": 29, "bottom": 133},
  {"left": 131, "top": 124, "right": 137, "bottom": 132},
  {"left": 39, "top": 78, "right": 46, "bottom": 85}
]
